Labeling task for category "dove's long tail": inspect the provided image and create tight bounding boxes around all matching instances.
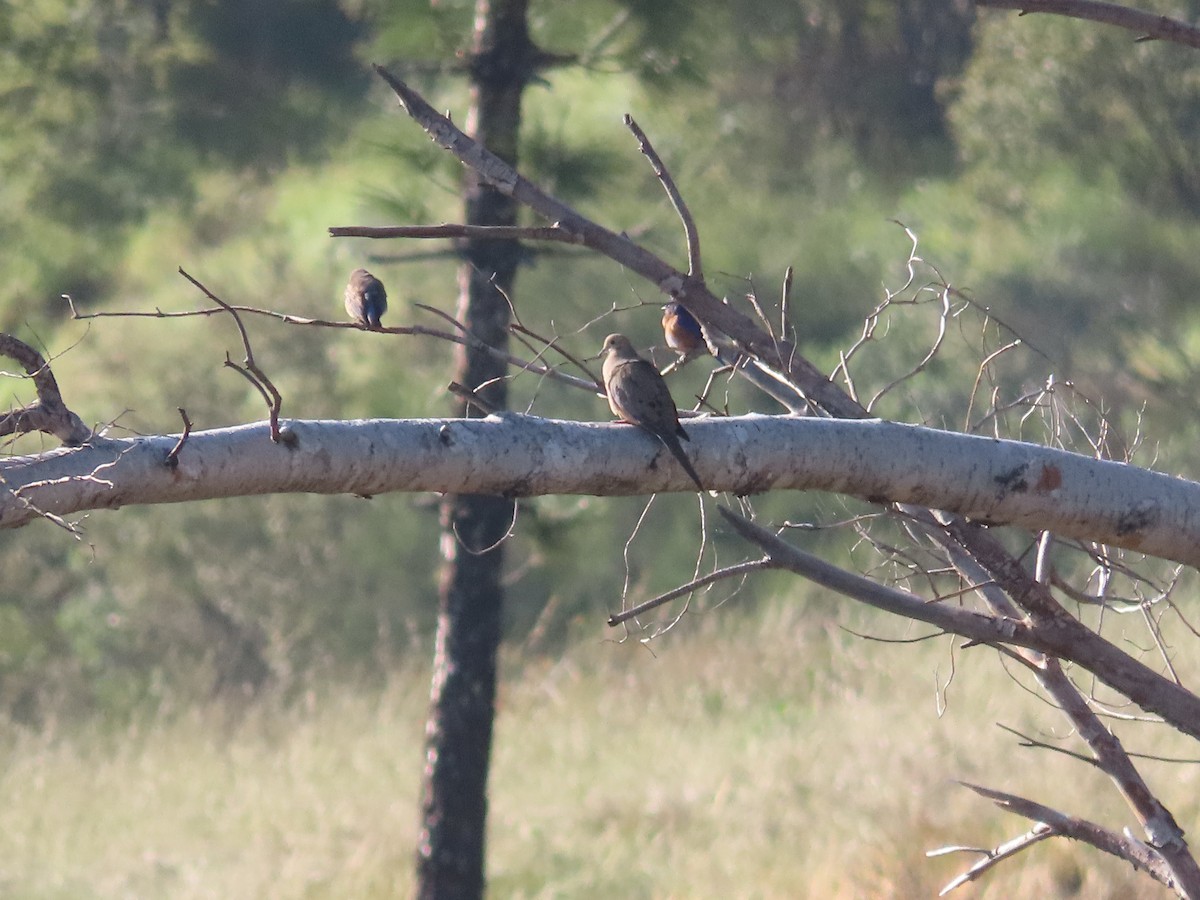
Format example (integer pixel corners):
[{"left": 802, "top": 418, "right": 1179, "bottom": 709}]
[{"left": 657, "top": 431, "right": 704, "bottom": 492}]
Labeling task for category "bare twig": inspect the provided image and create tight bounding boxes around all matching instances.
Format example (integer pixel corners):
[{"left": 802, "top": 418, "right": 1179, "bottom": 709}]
[
  {"left": 448, "top": 381, "right": 499, "bottom": 416},
  {"left": 965, "top": 338, "right": 1023, "bottom": 432},
  {"left": 606, "top": 557, "right": 773, "bottom": 626},
  {"left": 328, "top": 223, "right": 583, "bottom": 243},
  {"left": 623, "top": 114, "right": 703, "bottom": 279},
  {"left": 933, "top": 821, "right": 1057, "bottom": 896},
  {"left": 0, "top": 334, "right": 91, "bottom": 445},
  {"left": 74, "top": 279, "right": 599, "bottom": 398},
  {"left": 178, "top": 268, "right": 289, "bottom": 444},
  {"left": 450, "top": 496, "right": 518, "bottom": 556},
  {"left": 412, "top": 303, "right": 598, "bottom": 392},
  {"left": 780, "top": 265, "right": 795, "bottom": 341},
  {"left": 940, "top": 781, "right": 1177, "bottom": 893},
  {"left": 164, "top": 408, "right": 193, "bottom": 467},
  {"left": 995, "top": 723, "right": 1100, "bottom": 767},
  {"left": 68, "top": 293, "right": 349, "bottom": 327},
  {"left": 508, "top": 322, "right": 602, "bottom": 386},
  {"left": 743, "top": 289, "right": 776, "bottom": 345},
  {"left": 867, "top": 286, "right": 953, "bottom": 412}
]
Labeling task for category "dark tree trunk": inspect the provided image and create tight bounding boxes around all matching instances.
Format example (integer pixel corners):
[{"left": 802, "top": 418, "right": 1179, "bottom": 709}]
[{"left": 416, "top": 1, "right": 533, "bottom": 897}]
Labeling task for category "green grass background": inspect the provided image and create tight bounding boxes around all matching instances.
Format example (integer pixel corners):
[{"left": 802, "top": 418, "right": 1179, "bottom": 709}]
[{"left": 1, "top": 596, "right": 1187, "bottom": 899}]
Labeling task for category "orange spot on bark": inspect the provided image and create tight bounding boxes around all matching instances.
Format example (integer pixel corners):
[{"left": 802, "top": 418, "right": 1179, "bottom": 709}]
[{"left": 1035, "top": 464, "right": 1062, "bottom": 493}]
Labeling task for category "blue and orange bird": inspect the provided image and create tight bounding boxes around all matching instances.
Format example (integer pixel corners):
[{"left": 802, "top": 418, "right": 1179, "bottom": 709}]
[
  {"left": 661, "top": 302, "right": 704, "bottom": 356},
  {"left": 344, "top": 268, "right": 387, "bottom": 330}
]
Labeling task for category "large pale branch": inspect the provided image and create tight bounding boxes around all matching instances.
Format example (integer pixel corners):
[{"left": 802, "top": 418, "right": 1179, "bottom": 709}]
[
  {"left": 18, "top": 409, "right": 1200, "bottom": 746},
  {"left": 359, "top": 68, "right": 1198, "bottom": 633},
  {"left": 2, "top": 416, "right": 1198, "bottom": 559}
]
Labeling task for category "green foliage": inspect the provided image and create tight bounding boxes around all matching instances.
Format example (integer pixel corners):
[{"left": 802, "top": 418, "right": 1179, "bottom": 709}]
[
  {"left": 0, "top": 601, "right": 1176, "bottom": 897},
  {"left": 0, "top": 0, "right": 373, "bottom": 325},
  {"left": 169, "top": 1, "right": 369, "bottom": 168},
  {"left": 5, "top": 0, "right": 1200, "bottom": 722},
  {"left": 687, "top": 0, "right": 974, "bottom": 184},
  {"left": 371, "top": 0, "right": 475, "bottom": 62}
]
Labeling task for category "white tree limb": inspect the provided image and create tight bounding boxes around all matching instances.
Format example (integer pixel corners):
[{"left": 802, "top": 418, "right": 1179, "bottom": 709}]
[{"left": 2, "top": 414, "right": 1197, "bottom": 562}]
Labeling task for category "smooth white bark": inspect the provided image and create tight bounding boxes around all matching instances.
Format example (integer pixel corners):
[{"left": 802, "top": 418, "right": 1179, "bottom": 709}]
[{"left": 3, "top": 413, "right": 1197, "bottom": 566}]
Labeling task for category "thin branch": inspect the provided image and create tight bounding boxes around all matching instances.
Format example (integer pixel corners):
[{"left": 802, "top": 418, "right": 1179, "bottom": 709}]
[
  {"left": 716, "top": 506, "right": 1035, "bottom": 645},
  {"left": 942, "top": 781, "right": 1176, "bottom": 893},
  {"left": 164, "top": 408, "right": 193, "bottom": 468},
  {"left": 412, "top": 303, "right": 598, "bottom": 391},
  {"left": 328, "top": 223, "right": 583, "bottom": 243},
  {"left": 607, "top": 557, "right": 773, "bottom": 626},
  {"left": 450, "top": 496, "right": 518, "bottom": 556},
  {"left": 867, "top": 285, "right": 953, "bottom": 413},
  {"left": 75, "top": 283, "right": 599, "bottom": 396},
  {"left": 448, "top": 381, "right": 499, "bottom": 416},
  {"left": 178, "top": 269, "right": 288, "bottom": 444},
  {"left": 839, "top": 624, "right": 945, "bottom": 644},
  {"left": 70, "top": 299, "right": 349, "bottom": 326},
  {"left": 780, "top": 265, "right": 795, "bottom": 341},
  {"left": 0, "top": 334, "right": 91, "bottom": 445},
  {"left": 1048, "top": 568, "right": 1147, "bottom": 611},
  {"left": 934, "top": 821, "right": 1057, "bottom": 896},
  {"left": 996, "top": 723, "right": 1100, "bottom": 767},
  {"left": 0, "top": 470, "right": 85, "bottom": 536},
  {"left": 965, "top": 338, "right": 1023, "bottom": 432},
  {"left": 508, "top": 322, "right": 601, "bottom": 387},
  {"left": 623, "top": 114, "right": 703, "bottom": 279}
]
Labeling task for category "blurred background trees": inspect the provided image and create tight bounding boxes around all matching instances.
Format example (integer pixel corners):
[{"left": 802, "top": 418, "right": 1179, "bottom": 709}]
[{"left": 4, "top": 0, "right": 1200, "bottom": 727}]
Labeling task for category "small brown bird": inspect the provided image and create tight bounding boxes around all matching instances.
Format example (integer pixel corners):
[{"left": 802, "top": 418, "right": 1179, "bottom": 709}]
[
  {"left": 344, "top": 268, "right": 387, "bottom": 330},
  {"left": 599, "top": 333, "right": 704, "bottom": 491}
]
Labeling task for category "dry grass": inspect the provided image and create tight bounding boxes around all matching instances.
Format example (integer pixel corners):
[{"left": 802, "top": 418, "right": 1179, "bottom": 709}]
[{"left": 0, "top": 596, "right": 1194, "bottom": 898}]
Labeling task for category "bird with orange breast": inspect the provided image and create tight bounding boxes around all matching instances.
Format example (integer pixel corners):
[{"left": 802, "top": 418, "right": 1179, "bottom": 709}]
[
  {"left": 599, "top": 333, "right": 704, "bottom": 491},
  {"left": 661, "top": 302, "right": 705, "bottom": 357}
]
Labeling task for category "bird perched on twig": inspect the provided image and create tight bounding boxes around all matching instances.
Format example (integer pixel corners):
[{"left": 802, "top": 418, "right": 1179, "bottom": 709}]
[
  {"left": 661, "top": 301, "right": 705, "bottom": 357},
  {"left": 599, "top": 333, "right": 704, "bottom": 491},
  {"left": 344, "top": 268, "right": 387, "bottom": 330}
]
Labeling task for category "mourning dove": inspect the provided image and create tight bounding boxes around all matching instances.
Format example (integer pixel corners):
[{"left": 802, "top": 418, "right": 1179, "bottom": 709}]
[
  {"left": 599, "top": 333, "right": 704, "bottom": 491},
  {"left": 661, "top": 302, "right": 705, "bottom": 356},
  {"left": 344, "top": 268, "right": 387, "bottom": 330}
]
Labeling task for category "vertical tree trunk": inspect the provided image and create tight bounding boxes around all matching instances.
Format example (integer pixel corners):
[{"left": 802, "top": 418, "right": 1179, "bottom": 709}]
[{"left": 416, "top": 1, "right": 531, "bottom": 897}]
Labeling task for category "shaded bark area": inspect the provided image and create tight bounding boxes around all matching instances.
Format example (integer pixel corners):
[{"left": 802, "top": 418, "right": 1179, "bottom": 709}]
[{"left": 416, "top": 1, "right": 532, "bottom": 897}]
